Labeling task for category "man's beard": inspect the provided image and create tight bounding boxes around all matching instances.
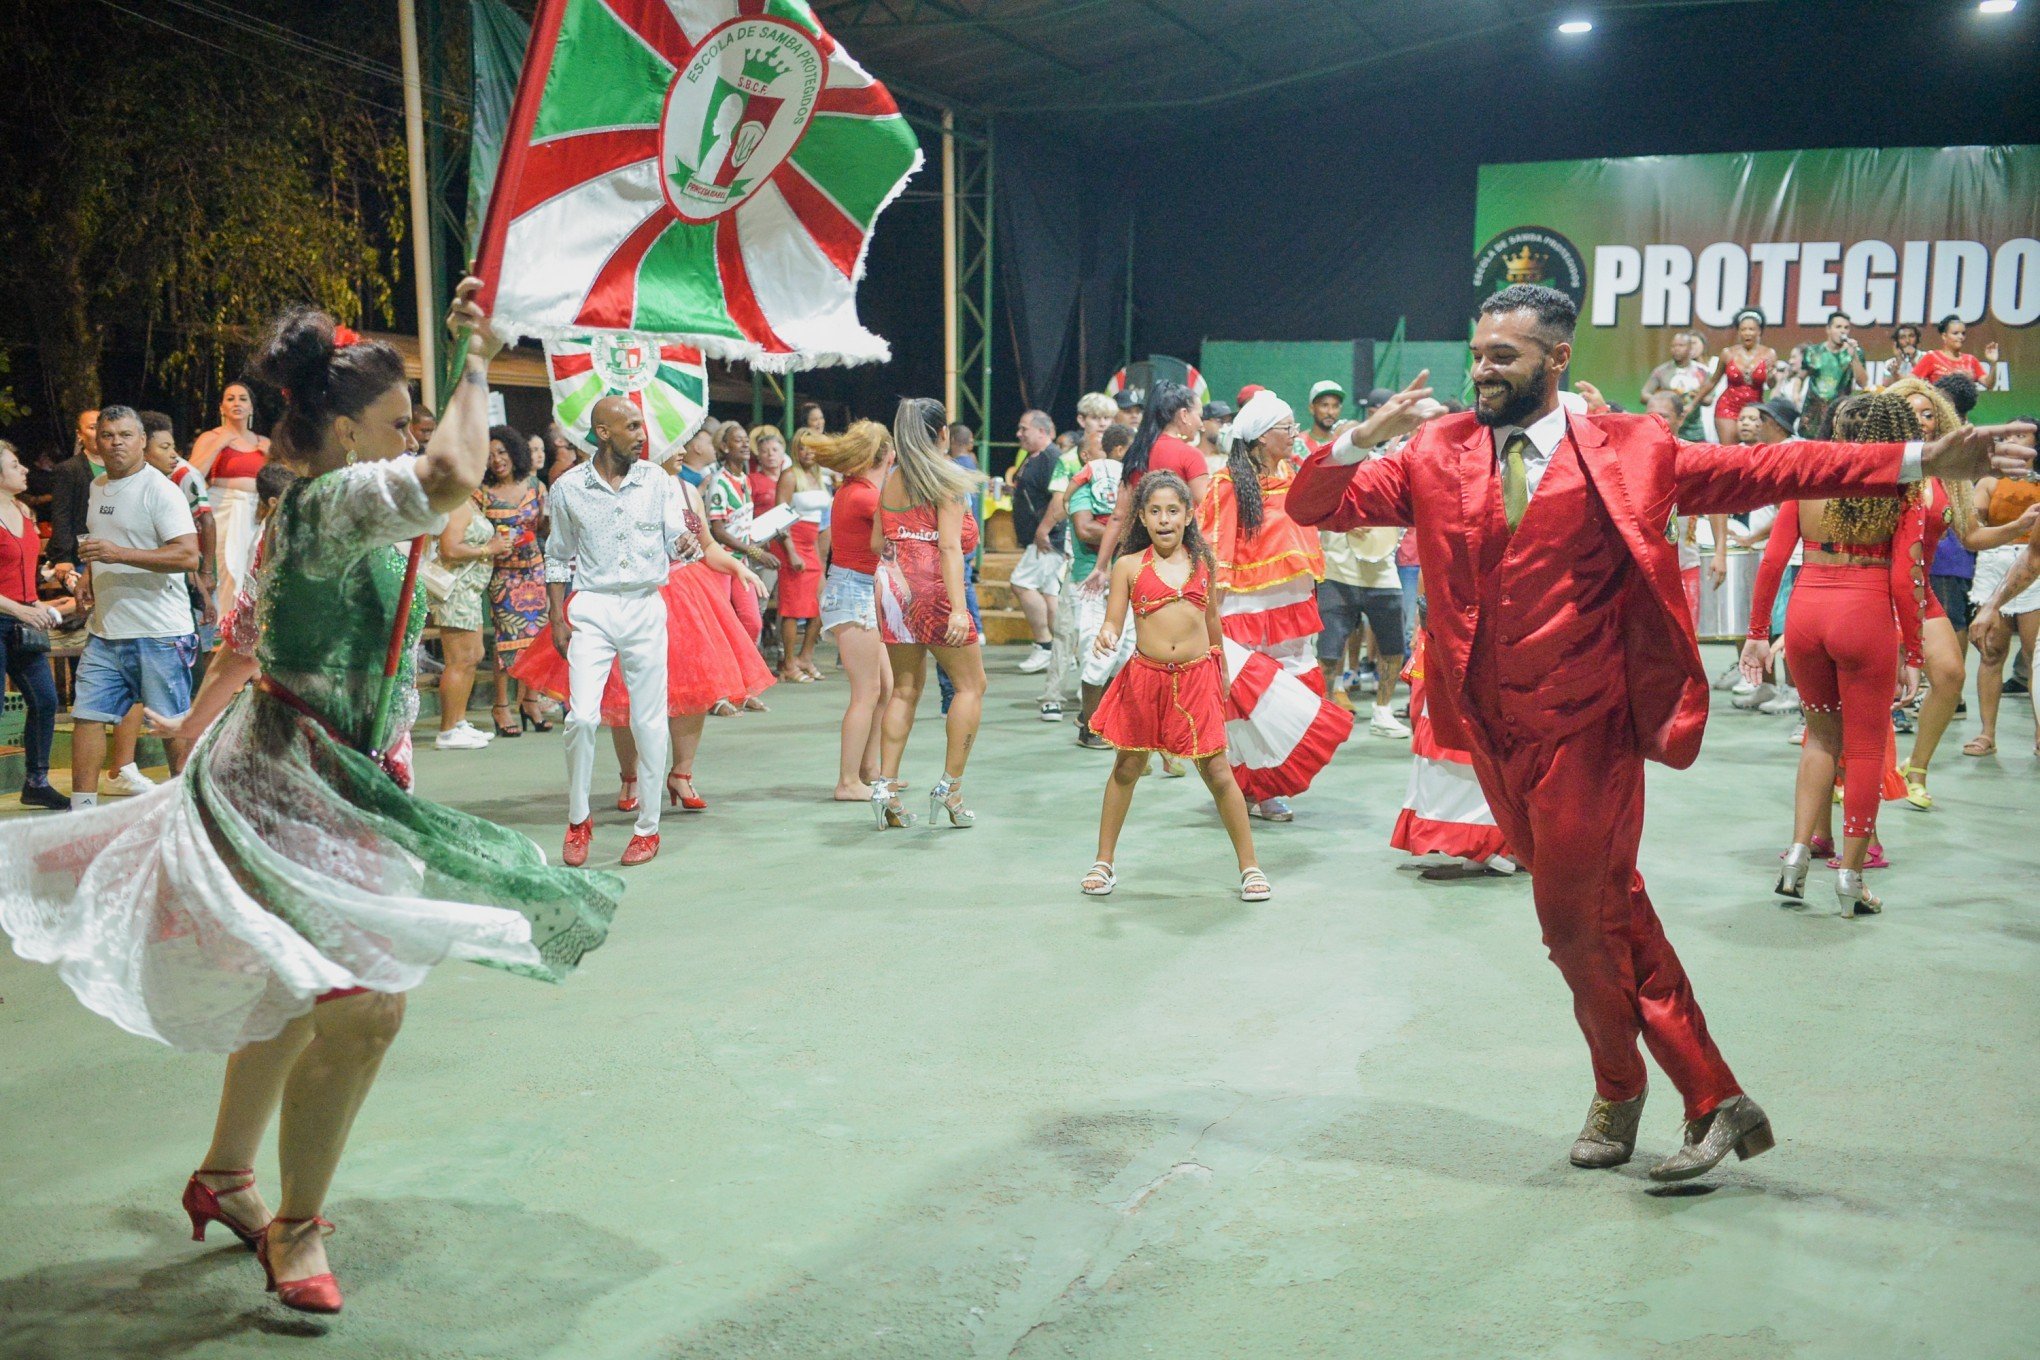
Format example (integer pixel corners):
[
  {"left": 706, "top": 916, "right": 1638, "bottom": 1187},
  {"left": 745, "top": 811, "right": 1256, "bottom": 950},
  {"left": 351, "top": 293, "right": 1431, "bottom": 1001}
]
[{"left": 1475, "top": 366, "right": 1551, "bottom": 428}]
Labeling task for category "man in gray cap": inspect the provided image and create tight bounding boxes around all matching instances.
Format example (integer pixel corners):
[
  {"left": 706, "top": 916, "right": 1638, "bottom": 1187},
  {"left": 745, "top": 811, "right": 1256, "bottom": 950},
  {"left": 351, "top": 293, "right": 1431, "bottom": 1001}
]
[{"left": 1303, "top": 380, "right": 1357, "bottom": 458}]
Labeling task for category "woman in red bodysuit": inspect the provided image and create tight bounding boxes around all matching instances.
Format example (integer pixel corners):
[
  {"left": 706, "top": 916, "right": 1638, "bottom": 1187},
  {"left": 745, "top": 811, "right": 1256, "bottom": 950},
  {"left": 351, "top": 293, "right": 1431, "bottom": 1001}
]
[
  {"left": 870, "top": 398, "right": 986, "bottom": 830},
  {"left": 1743, "top": 393, "right": 1926, "bottom": 916},
  {"left": 1693, "top": 310, "right": 1777, "bottom": 443}
]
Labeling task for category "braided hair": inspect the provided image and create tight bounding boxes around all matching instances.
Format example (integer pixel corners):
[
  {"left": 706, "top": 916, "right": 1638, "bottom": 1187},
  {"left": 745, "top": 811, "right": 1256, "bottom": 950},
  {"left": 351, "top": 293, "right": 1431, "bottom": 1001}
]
[
  {"left": 1120, "top": 469, "right": 1214, "bottom": 576},
  {"left": 1823, "top": 392, "right": 1922, "bottom": 543},
  {"left": 1224, "top": 431, "right": 1270, "bottom": 536}
]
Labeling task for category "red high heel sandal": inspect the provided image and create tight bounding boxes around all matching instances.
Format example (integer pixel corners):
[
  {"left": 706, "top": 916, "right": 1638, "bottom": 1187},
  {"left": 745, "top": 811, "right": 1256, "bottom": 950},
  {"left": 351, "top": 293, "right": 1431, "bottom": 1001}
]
[
  {"left": 182, "top": 1169, "right": 268, "bottom": 1250},
  {"left": 616, "top": 774, "right": 640, "bottom": 813},
  {"left": 666, "top": 770, "right": 707, "bottom": 812},
  {"left": 257, "top": 1217, "right": 343, "bottom": 1314}
]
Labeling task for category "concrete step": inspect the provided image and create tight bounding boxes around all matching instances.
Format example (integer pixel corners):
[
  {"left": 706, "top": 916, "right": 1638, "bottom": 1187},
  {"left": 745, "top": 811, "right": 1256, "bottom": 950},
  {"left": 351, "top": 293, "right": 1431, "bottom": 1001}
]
[
  {"left": 980, "top": 608, "right": 1036, "bottom": 646},
  {"left": 977, "top": 549, "right": 1022, "bottom": 585}
]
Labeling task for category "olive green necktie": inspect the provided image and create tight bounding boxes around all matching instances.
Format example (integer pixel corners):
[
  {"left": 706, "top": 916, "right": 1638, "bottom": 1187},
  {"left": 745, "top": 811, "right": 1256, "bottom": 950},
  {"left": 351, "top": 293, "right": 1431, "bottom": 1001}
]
[{"left": 1501, "top": 431, "right": 1532, "bottom": 532}]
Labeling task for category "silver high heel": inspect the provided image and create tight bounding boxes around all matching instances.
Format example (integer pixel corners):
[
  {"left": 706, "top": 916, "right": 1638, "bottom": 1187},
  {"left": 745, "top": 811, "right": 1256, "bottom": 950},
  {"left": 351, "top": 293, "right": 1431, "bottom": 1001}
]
[
  {"left": 1775, "top": 843, "right": 1812, "bottom": 901},
  {"left": 928, "top": 776, "right": 974, "bottom": 829},
  {"left": 1835, "top": 869, "right": 1882, "bottom": 917},
  {"left": 870, "top": 781, "right": 916, "bottom": 830}
]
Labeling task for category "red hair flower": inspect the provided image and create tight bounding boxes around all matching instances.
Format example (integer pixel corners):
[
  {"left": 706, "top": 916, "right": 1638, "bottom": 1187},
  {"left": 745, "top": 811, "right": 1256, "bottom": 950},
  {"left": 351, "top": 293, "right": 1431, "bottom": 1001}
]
[{"left": 333, "top": 324, "right": 361, "bottom": 348}]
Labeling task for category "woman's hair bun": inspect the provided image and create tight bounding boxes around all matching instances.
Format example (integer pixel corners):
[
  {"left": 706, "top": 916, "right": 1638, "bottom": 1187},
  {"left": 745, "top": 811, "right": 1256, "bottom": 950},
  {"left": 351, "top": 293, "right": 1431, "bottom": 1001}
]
[{"left": 251, "top": 306, "right": 337, "bottom": 409}]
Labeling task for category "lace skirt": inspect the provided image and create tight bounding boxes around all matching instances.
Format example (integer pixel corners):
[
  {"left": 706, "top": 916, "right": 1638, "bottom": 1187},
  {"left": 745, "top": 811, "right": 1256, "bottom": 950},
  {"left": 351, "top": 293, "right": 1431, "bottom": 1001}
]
[{"left": 0, "top": 686, "right": 622, "bottom": 1052}]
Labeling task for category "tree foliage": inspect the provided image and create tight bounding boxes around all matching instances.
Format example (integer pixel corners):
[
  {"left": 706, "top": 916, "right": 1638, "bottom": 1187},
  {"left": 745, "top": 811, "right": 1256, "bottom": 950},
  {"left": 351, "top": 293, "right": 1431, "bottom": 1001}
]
[{"left": 0, "top": 0, "right": 407, "bottom": 442}]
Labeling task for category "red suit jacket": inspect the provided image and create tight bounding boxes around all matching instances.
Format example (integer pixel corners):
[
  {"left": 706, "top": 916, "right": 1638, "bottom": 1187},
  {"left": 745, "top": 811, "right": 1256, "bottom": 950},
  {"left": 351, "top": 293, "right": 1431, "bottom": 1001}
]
[{"left": 1288, "top": 412, "right": 1906, "bottom": 769}]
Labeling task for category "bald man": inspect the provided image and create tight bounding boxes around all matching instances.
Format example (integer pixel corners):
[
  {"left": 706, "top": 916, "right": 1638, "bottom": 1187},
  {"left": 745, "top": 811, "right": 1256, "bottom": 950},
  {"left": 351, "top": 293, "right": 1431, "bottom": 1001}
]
[{"left": 543, "top": 396, "right": 692, "bottom": 868}]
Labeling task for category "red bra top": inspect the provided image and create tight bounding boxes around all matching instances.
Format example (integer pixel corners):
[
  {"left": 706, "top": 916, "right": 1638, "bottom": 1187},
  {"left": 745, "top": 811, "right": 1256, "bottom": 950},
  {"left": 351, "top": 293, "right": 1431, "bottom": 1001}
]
[
  {"left": 1723, "top": 357, "right": 1768, "bottom": 391},
  {"left": 1131, "top": 548, "right": 1210, "bottom": 616},
  {"left": 210, "top": 441, "right": 266, "bottom": 481}
]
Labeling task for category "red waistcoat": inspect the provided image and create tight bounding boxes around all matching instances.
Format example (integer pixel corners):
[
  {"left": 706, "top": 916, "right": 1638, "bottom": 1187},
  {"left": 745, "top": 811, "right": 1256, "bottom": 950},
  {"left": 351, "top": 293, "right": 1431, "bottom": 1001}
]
[{"left": 1466, "top": 436, "right": 1632, "bottom": 746}]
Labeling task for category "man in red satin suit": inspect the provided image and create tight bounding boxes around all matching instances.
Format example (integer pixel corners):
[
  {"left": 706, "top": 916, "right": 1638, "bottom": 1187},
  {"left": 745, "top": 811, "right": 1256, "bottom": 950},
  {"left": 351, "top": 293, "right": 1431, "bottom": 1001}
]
[{"left": 1290, "top": 284, "right": 2034, "bottom": 1181}]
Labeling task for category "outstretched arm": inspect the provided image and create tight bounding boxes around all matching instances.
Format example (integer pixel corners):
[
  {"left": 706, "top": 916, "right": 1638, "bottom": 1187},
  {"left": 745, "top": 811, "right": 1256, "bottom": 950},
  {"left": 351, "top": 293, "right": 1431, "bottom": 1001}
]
[
  {"left": 1674, "top": 422, "right": 2037, "bottom": 516},
  {"left": 1744, "top": 503, "right": 1800, "bottom": 646}
]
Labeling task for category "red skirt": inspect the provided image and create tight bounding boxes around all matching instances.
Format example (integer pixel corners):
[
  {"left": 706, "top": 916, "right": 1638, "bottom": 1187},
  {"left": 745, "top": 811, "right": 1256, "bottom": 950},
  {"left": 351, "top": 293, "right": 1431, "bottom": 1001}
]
[
  {"left": 771, "top": 520, "right": 822, "bottom": 619},
  {"left": 1090, "top": 651, "right": 1228, "bottom": 759},
  {"left": 511, "top": 562, "right": 775, "bottom": 722}
]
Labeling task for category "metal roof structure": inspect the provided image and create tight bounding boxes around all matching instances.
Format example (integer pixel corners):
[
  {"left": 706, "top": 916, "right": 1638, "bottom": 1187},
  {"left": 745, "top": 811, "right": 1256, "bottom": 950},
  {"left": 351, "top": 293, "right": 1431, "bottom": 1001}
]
[{"left": 811, "top": 0, "right": 1776, "bottom": 119}]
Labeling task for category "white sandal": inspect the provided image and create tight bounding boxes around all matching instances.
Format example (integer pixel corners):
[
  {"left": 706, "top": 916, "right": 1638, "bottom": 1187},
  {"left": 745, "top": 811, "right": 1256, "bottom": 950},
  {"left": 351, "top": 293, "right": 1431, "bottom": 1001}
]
[
  {"left": 1239, "top": 867, "right": 1272, "bottom": 902},
  {"left": 1081, "top": 861, "right": 1116, "bottom": 896}
]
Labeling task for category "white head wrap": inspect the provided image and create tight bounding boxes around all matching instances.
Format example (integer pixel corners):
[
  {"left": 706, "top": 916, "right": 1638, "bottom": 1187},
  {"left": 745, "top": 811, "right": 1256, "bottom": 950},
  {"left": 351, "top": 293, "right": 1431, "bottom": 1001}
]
[{"left": 1231, "top": 390, "right": 1294, "bottom": 446}]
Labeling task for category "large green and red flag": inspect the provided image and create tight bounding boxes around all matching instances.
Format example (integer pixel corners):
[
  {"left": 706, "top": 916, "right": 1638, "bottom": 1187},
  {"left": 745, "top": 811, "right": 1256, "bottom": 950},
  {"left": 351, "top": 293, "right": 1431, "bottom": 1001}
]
[{"left": 475, "top": 0, "right": 921, "bottom": 371}]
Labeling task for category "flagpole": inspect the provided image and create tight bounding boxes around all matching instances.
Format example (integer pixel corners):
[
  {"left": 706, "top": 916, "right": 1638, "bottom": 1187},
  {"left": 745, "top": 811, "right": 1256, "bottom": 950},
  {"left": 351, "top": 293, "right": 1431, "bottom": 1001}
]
[{"left": 399, "top": 0, "right": 438, "bottom": 410}]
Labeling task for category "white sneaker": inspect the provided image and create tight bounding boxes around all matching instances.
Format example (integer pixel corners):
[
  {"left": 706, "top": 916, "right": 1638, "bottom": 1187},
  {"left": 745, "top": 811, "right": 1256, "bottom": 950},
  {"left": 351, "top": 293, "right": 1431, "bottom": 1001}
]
[
  {"left": 434, "top": 724, "right": 492, "bottom": 750},
  {"left": 1758, "top": 687, "right": 1801, "bottom": 715},
  {"left": 1016, "top": 646, "right": 1053, "bottom": 674},
  {"left": 1038, "top": 700, "right": 1063, "bottom": 722},
  {"left": 1731, "top": 683, "right": 1775, "bottom": 710},
  {"left": 111, "top": 763, "right": 157, "bottom": 795},
  {"left": 1712, "top": 663, "right": 1743, "bottom": 692},
  {"left": 1369, "top": 706, "right": 1412, "bottom": 738},
  {"left": 1730, "top": 678, "right": 1759, "bottom": 697}
]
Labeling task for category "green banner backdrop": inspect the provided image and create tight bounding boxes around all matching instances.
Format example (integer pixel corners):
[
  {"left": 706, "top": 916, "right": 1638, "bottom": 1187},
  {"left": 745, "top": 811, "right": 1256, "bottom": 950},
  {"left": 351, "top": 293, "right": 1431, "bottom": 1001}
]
[{"left": 1473, "top": 146, "right": 2039, "bottom": 425}]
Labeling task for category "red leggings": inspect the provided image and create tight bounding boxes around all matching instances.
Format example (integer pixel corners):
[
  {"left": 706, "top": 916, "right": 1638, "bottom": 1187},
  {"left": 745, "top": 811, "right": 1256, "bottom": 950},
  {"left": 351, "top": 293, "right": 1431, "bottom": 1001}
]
[{"left": 1784, "top": 565, "right": 1897, "bottom": 839}]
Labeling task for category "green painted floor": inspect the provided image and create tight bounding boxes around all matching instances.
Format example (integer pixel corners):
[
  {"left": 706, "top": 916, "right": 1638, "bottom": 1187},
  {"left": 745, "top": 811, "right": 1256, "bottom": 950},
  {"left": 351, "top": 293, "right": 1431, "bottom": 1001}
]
[{"left": 2, "top": 645, "right": 2037, "bottom": 1359}]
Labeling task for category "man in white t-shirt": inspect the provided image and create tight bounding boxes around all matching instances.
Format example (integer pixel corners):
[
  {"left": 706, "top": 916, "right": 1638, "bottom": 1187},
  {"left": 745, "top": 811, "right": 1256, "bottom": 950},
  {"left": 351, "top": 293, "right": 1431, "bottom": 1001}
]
[{"left": 69, "top": 406, "right": 201, "bottom": 807}]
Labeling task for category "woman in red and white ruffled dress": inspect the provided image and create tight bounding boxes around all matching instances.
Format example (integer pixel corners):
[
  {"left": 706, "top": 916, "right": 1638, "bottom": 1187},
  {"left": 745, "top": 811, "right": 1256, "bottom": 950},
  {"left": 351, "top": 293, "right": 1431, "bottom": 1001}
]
[{"left": 1198, "top": 391, "right": 1353, "bottom": 821}]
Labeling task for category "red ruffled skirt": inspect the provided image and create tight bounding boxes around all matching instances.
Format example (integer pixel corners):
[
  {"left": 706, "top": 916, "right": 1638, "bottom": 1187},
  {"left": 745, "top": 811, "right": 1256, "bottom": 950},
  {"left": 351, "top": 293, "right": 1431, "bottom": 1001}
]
[
  {"left": 1091, "top": 651, "right": 1229, "bottom": 759},
  {"left": 511, "top": 562, "right": 775, "bottom": 723},
  {"left": 770, "top": 521, "right": 822, "bottom": 620}
]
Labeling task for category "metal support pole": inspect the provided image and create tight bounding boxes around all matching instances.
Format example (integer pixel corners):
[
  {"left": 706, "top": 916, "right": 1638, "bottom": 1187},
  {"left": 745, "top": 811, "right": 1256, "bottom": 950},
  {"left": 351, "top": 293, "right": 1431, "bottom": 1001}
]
[
  {"left": 942, "top": 108, "right": 959, "bottom": 422},
  {"left": 1122, "top": 208, "right": 1134, "bottom": 370},
  {"left": 978, "top": 119, "right": 994, "bottom": 474},
  {"left": 398, "top": 0, "right": 437, "bottom": 409}
]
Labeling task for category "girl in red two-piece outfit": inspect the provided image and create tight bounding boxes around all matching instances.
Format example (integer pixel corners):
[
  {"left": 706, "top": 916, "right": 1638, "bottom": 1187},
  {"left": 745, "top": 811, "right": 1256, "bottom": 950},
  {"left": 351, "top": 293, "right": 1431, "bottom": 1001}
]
[
  {"left": 1083, "top": 471, "right": 1268, "bottom": 903},
  {"left": 1742, "top": 392, "right": 1926, "bottom": 916}
]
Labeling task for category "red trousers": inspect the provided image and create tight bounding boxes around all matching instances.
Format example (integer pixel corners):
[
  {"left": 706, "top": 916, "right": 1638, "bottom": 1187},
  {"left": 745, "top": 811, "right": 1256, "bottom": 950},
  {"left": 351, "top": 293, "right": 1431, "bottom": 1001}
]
[
  {"left": 1463, "top": 712, "right": 1742, "bottom": 1121},
  {"left": 1783, "top": 565, "right": 1897, "bottom": 840}
]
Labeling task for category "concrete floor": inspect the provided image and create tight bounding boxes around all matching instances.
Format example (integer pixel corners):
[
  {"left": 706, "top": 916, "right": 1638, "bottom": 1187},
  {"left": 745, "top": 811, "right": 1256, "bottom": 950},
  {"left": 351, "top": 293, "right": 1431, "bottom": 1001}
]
[{"left": 2, "top": 644, "right": 2037, "bottom": 1359}]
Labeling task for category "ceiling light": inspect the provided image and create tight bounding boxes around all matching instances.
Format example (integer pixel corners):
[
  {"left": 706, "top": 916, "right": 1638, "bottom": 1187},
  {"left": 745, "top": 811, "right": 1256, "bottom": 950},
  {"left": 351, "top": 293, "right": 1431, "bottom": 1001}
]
[
  {"left": 1558, "top": 20, "right": 1594, "bottom": 35},
  {"left": 1978, "top": 0, "right": 2016, "bottom": 13}
]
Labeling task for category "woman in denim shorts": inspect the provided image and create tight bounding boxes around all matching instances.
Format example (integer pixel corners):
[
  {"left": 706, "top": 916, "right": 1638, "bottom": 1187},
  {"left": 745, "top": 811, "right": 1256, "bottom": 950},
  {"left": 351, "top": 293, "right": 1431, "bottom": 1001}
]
[{"left": 811, "top": 421, "right": 895, "bottom": 800}]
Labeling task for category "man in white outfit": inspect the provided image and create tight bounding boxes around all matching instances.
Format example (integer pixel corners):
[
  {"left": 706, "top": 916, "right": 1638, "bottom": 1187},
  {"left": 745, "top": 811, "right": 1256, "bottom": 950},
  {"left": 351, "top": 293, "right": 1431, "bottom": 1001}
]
[{"left": 545, "top": 396, "right": 691, "bottom": 868}]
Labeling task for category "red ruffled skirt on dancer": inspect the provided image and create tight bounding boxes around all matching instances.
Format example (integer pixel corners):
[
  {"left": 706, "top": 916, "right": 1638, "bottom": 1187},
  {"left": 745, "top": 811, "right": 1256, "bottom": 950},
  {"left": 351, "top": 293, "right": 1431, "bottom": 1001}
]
[
  {"left": 1220, "top": 638, "right": 1352, "bottom": 802},
  {"left": 771, "top": 520, "right": 822, "bottom": 620},
  {"left": 1390, "top": 636, "right": 1512, "bottom": 863},
  {"left": 1091, "top": 651, "right": 1229, "bottom": 759},
  {"left": 512, "top": 562, "right": 775, "bottom": 722}
]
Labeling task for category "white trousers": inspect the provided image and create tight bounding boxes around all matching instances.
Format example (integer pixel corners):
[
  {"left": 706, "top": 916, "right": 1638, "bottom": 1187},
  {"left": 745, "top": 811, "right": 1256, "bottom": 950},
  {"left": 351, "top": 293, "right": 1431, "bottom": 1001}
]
[{"left": 563, "top": 588, "right": 668, "bottom": 836}]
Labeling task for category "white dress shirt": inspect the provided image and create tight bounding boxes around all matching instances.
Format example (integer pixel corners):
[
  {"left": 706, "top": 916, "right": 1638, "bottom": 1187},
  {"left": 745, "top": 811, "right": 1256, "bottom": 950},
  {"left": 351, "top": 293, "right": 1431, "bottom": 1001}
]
[{"left": 543, "top": 458, "right": 688, "bottom": 593}]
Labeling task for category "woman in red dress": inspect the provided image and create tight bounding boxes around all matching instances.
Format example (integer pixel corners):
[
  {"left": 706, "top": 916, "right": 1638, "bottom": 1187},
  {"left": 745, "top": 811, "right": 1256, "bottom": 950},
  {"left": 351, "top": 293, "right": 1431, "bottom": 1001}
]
[
  {"left": 870, "top": 398, "right": 985, "bottom": 830},
  {"left": 1743, "top": 392, "right": 1926, "bottom": 916},
  {"left": 1908, "top": 316, "right": 1995, "bottom": 387},
  {"left": 1693, "top": 309, "right": 1777, "bottom": 443}
]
